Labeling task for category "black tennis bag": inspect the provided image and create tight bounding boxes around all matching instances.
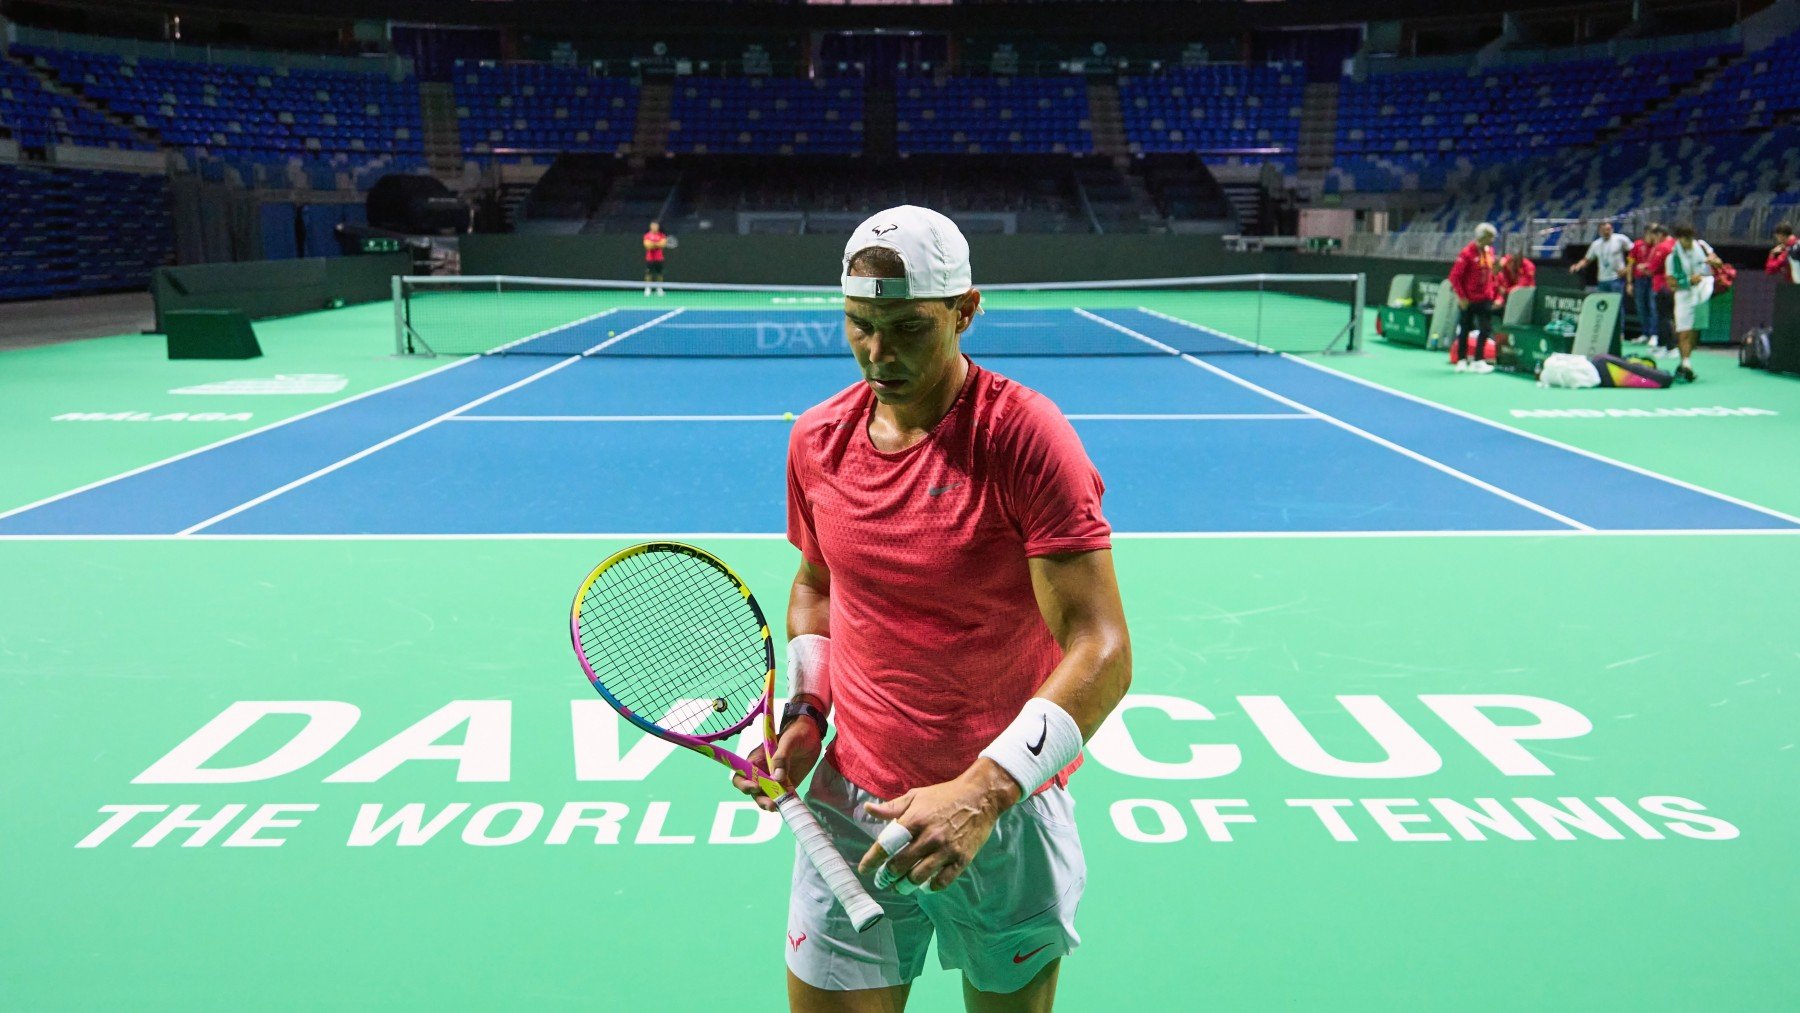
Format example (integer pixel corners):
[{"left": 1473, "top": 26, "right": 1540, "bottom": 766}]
[{"left": 1739, "top": 327, "right": 1772, "bottom": 369}]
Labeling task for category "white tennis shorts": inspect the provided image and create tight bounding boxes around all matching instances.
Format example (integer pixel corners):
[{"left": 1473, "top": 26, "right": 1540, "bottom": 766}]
[
  {"left": 784, "top": 757, "right": 1085, "bottom": 995},
  {"left": 1674, "top": 277, "right": 1714, "bottom": 332}
]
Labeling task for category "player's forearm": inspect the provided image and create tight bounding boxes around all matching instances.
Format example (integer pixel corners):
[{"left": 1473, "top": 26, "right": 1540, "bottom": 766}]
[
  {"left": 788, "top": 581, "right": 830, "bottom": 639},
  {"left": 959, "top": 629, "right": 1129, "bottom": 810},
  {"left": 1035, "top": 627, "right": 1132, "bottom": 739}
]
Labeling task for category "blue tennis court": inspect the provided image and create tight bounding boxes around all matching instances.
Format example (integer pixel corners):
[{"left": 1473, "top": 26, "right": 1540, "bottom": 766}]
[{"left": 1, "top": 299, "right": 1793, "bottom": 537}]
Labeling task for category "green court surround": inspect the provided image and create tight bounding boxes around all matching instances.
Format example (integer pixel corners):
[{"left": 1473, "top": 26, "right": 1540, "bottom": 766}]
[{"left": 2, "top": 299, "right": 1797, "bottom": 1009}]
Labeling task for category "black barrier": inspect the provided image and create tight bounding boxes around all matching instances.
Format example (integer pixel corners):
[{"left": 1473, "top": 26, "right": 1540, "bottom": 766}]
[
  {"left": 1770, "top": 283, "right": 1800, "bottom": 376},
  {"left": 151, "top": 253, "right": 409, "bottom": 332},
  {"left": 459, "top": 234, "right": 1290, "bottom": 286},
  {"left": 458, "top": 235, "right": 1598, "bottom": 316}
]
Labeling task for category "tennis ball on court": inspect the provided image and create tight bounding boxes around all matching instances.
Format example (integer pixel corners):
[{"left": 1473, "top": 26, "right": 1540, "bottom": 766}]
[
  {"left": 608, "top": 330, "right": 616, "bottom": 337},
  {"left": 783, "top": 411, "right": 795, "bottom": 421}
]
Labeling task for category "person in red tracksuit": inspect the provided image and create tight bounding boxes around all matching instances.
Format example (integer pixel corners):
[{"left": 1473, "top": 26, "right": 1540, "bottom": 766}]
[
  {"left": 1448, "top": 222, "right": 1504, "bottom": 373},
  {"left": 1628, "top": 224, "right": 1665, "bottom": 347},
  {"left": 1497, "top": 246, "right": 1536, "bottom": 298},
  {"left": 1766, "top": 223, "right": 1797, "bottom": 284},
  {"left": 1645, "top": 229, "right": 1678, "bottom": 354}
]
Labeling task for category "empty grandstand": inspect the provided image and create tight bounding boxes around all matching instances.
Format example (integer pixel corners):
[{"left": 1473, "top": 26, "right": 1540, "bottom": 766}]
[{"left": 4, "top": 0, "right": 1800, "bottom": 297}]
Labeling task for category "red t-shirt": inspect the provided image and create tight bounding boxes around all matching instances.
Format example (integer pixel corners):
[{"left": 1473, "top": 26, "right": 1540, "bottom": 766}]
[
  {"left": 1646, "top": 237, "right": 1676, "bottom": 293},
  {"left": 1630, "top": 239, "right": 1657, "bottom": 279},
  {"left": 786, "top": 361, "right": 1111, "bottom": 799},
  {"left": 643, "top": 231, "right": 666, "bottom": 263},
  {"left": 1766, "top": 236, "right": 1797, "bottom": 281},
  {"left": 1498, "top": 254, "right": 1536, "bottom": 294}
]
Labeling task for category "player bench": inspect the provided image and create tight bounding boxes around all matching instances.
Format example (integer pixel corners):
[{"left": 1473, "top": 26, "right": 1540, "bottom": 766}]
[
  {"left": 1494, "top": 287, "right": 1622, "bottom": 376},
  {"left": 1377, "top": 274, "right": 1457, "bottom": 350}
]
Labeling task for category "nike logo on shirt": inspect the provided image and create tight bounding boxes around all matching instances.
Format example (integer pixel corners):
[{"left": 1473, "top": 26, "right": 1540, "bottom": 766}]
[{"left": 927, "top": 481, "right": 964, "bottom": 496}]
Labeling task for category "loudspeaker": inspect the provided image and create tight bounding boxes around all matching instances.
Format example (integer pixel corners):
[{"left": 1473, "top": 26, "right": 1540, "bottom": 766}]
[{"left": 166, "top": 310, "right": 262, "bottom": 360}]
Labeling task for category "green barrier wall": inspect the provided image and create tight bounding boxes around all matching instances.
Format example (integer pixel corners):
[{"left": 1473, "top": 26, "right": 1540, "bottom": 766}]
[{"left": 151, "top": 254, "right": 410, "bottom": 332}]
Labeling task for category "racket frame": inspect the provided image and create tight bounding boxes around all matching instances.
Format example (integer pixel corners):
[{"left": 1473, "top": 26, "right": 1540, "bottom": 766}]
[
  {"left": 570, "top": 541, "right": 885, "bottom": 931},
  {"left": 571, "top": 540, "right": 783, "bottom": 795}
]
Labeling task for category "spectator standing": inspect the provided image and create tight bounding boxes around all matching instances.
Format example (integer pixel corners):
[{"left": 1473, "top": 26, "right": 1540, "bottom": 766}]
[
  {"left": 1629, "top": 223, "right": 1666, "bottom": 348},
  {"left": 1666, "top": 224, "right": 1723, "bottom": 383},
  {"left": 1645, "top": 227, "right": 1678, "bottom": 355},
  {"left": 1449, "top": 222, "right": 1504, "bottom": 374},
  {"left": 1766, "top": 223, "right": 1798, "bottom": 284},
  {"left": 1572, "top": 221, "right": 1631, "bottom": 344},
  {"left": 1570, "top": 221, "right": 1633, "bottom": 294}
]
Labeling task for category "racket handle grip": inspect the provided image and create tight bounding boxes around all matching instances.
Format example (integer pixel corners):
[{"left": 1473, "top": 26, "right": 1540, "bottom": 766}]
[{"left": 776, "top": 792, "right": 885, "bottom": 932}]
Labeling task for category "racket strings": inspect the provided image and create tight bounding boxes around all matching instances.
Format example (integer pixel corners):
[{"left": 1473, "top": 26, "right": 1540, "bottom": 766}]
[
  {"left": 595, "top": 554, "right": 745, "bottom": 728},
  {"left": 580, "top": 554, "right": 742, "bottom": 729},
  {"left": 614, "top": 552, "right": 765, "bottom": 732},
  {"left": 577, "top": 548, "right": 768, "bottom": 738}
]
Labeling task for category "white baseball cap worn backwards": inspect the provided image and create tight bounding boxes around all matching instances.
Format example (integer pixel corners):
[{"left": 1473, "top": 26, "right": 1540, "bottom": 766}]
[{"left": 841, "top": 205, "right": 973, "bottom": 300}]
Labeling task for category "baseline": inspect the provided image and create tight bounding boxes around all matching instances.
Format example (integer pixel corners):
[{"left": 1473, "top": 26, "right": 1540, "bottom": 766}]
[
  {"left": 0, "top": 308, "right": 669, "bottom": 535},
  {"left": 1079, "top": 309, "right": 1589, "bottom": 530},
  {"left": 1126, "top": 309, "right": 1799, "bottom": 530}
]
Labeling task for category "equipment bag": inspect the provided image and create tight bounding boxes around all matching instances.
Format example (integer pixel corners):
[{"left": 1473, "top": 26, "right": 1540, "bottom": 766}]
[
  {"left": 1739, "top": 327, "right": 1772, "bottom": 369},
  {"left": 1713, "top": 260, "right": 1737, "bottom": 294},
  {"left": 1538, "top": 352, "right": 1602, "bottom": 388},
  {"left": 1592, "top": 353, "right": 1674, "bottom": 389}
]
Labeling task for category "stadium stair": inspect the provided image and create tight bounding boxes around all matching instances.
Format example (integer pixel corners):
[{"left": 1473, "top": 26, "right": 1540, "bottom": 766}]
[
  {"left": 11, "top": 51, "right": 159, "bottom": 149},
  {"left": 497, "top": 181, "right": 536, "bottom": 230},
  {"left": 1073, "top": 158, "right": 1162, "bottom": 233},
  {"left": 631, "top": 81, "right": 671, "bottom": 157},
  {"left": 583, "top": 160, "right": 680, "bottom": 233},
  {"left": 1296, "top": 81, "right": 1337, "bottom": 195},
  {"left": 1220, "top": 179, "right": 1262, "bottom": 233},
  {"left": 418, "top": 81, "right": 463, "bottom": 188},
  {"left": 1084, "top": 79, "right": 1129, "bottom": 157},
  {"left": 1599, "top": 50, "right": 1736, "bottom": 143},
  {"left": 862, "top": 84, "right": 896, "bottom": 159}
]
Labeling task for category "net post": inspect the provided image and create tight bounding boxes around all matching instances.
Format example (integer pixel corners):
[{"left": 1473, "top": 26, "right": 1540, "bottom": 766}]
[
  {"left": 1255, "top": 275, "right": 1265, "bottom": 355},
  {"left": 392, "top": 274, "right": 406, "bottom": 356},
  {"left": 1351, "top": 273, "right": 1365, "bottom": 352}
]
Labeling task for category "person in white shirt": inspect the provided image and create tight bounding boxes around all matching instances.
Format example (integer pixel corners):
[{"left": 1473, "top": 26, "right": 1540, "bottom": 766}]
[{"left": 1570, "top": 221, "right": 1632, "bottom": 295}]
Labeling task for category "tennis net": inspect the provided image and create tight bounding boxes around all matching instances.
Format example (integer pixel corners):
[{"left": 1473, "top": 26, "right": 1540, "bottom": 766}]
[{"left": 393, "top": 273, "right": 1365, "bottom": 358}]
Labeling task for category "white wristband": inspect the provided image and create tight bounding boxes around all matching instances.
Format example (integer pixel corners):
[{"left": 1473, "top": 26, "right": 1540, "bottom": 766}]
[
  {"left": 786, "top": 634, "right": 832, "bottom": 712},
  {"left": 978, "top": 697, "right": 1082, "bottom": 799}
]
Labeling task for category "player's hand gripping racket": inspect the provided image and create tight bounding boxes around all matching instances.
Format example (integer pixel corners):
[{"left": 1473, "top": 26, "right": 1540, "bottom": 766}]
[{"left": 570, "top": 541, "right": 884, "bottom": 931}]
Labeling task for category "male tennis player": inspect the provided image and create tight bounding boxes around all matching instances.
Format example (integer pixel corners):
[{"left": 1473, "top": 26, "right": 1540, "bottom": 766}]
[
  {"left": 732, "top": 205, "right": 1131, "bottom": 1012},
  {"left": 643, "top": 220, "right": 668, "bottom": 296}
]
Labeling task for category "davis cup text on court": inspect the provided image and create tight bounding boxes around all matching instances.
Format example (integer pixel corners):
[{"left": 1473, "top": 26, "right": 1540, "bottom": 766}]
[{"left": 128, "top": 693, "right": 1604, "bottom": 784}]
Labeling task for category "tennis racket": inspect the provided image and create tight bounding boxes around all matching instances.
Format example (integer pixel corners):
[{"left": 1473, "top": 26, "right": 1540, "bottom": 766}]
[{"left": 569, "top": 541, "right": 884, "bottom": 931}]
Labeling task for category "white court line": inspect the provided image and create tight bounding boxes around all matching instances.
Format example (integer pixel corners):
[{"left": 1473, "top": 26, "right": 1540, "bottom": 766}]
[
  {"left": 175, "top": 308, "right": 686, "bottom": 536},
  {"left": 0, "top": 307, "right": 633, "bottom": 528},
  {"left": 1277, "top": 344, "right": 1800, "bottom": 528},
  {"left": 2, "top": 528, "right": 1797, "bottom": 543},
  {"left": 449, "top": 414, "right": 792, "bottom": 423},
  {"left": 1075, "top": 309, "right": 1592, "bottom": 531},
  {"left": 445, "top": 412, "right": 1315, "bottom": 423},
  {"left": 1069, "top": 414, "right": 1310, "bottom": 421},
  {"left": 1146, "top": 304, "right": 1800, "bottom": 526}
]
